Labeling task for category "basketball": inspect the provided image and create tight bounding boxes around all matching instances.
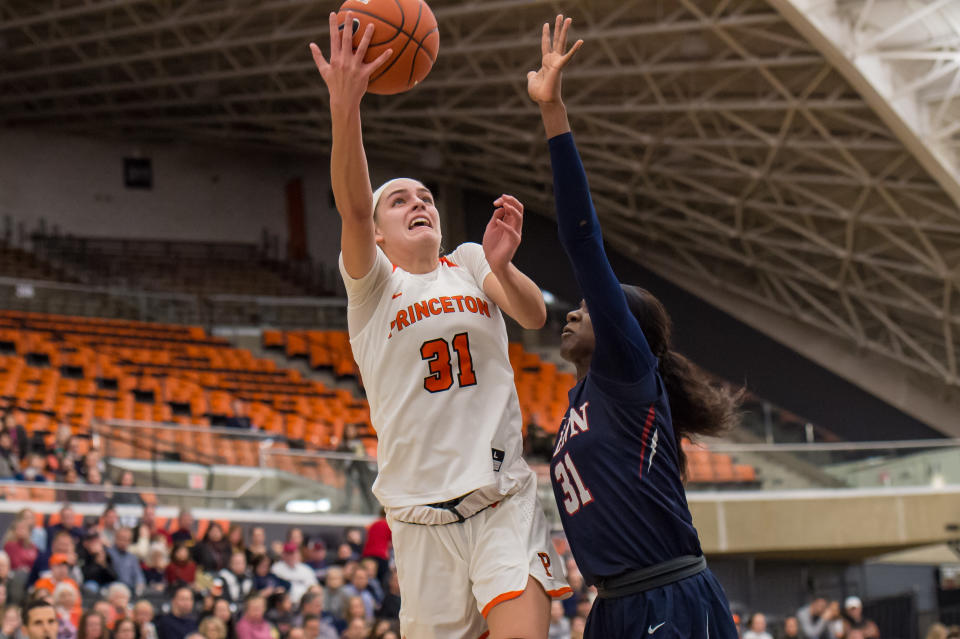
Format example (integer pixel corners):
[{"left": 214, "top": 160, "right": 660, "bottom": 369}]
[{"left": 337, "top": 0, "right": 439, "bottom": 95}]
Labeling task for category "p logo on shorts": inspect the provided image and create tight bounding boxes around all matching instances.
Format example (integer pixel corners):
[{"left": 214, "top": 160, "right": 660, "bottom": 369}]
[{"left": 537, "top": 552, "right": 552, "bottom": 577}]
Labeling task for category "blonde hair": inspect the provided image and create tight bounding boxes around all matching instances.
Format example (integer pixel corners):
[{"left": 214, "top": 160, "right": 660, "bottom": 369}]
[
  {"left": 3, "top": 512, "right": 33, "bottom": 546},
  {"left": 198, "top": 616, "right": 226, "bottom": 639}
]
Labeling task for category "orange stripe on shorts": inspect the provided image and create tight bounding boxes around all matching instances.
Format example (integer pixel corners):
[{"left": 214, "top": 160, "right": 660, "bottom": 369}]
[
  {"left": 481, "top": 590, "right": 525, "bottom": 618},
  {"left": 481, "top": 585, "right": 574, "bottom": 618}
]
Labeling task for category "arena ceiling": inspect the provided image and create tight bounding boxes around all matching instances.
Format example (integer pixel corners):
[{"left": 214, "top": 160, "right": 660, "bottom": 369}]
[{"left": 2, "top": 0, "right": 960, "bottom": 430}]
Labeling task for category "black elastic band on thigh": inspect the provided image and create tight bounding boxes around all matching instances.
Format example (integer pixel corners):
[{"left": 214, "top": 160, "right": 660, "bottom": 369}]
[{"left": 595, "top": 555, "right": 707, "bottom": 599}]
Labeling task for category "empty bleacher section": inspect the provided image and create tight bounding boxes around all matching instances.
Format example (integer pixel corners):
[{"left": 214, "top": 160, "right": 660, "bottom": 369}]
[
  {"left": 263, "top": 329, "right": 360, "bottom": 382},
  {"left": 0, "top": 311, "right": 374, "bottom": 476},
  {"left": 0, "top": 243, "right": 72, "bottom": 282},
  {"left": 31, "top": 235, "right": 329, "bottom": 297},
  {"left": 0, "top": 240, "right": 348, "bottom": 329}
]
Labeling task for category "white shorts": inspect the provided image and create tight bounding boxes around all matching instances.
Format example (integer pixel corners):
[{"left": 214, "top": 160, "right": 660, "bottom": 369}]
[{"left": 387, "top": 472, "right": 571, "bottom": 639}]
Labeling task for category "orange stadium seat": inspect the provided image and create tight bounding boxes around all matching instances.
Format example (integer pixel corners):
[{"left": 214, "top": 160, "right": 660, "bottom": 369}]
[
  {"left": 734, "top": 464, "right": 757, "bottom": 483},
  {"left": 686, "top": 462, "right": 714, "bottom": 484},
  {"left": 0, "top": 311, "right": 381, "bottom": 472},
  {"left": 0, "top": 312, "right": 758, "bottom": 484}
]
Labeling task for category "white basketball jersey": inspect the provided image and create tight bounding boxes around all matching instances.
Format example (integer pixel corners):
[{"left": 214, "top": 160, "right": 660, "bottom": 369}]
[{"left": 339, "top": 243, "right": 528, "bottom": 508}]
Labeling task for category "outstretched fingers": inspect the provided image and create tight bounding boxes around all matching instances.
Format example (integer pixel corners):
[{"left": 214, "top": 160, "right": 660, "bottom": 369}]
[
  {"left": 559, "top": 38, "right": 583, "bottom": 66},
  {"left": 541, "top": 22, "right": 551, "bottom": 57},
  {"left": 327, "top": 12, "right": 341, "bottom": 62},
  {"left": 354, "top": 21, "right": 376, "bottom": 61},
  {"left": 340, "top": 10, "right": 355, "bottom": 56},
  {"left": 333, "top": 15, "right": 392, "bottom": 74},
  {"left": 367, "top": 47, "right": 394, "bottom": 73},
  {"left": 561, "top": 16, "right": 577, "bottom": 53},
  {"left": 308, "top": 42, "right": 329, "bottom": 74}
]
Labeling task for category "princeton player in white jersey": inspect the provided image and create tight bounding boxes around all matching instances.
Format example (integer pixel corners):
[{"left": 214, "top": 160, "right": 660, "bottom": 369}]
[{"left": 309, "top": 13, "right": 570, "bottom": 639}]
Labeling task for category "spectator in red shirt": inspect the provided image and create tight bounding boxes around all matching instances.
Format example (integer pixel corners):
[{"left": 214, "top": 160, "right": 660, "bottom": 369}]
[
  {"left": 164, "top": 545, "right": 196, "bottom": 589},
  {"left": 4, "top": 516, "right": 39, "bottom": 572},
  {"left": 359, "top": 511, "right": 391, "bottom": 586}
]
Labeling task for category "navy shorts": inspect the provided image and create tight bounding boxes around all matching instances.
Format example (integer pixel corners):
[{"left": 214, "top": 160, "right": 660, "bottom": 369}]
[{"left": 584, "top": 568, "right": 738, "bottom": 639}]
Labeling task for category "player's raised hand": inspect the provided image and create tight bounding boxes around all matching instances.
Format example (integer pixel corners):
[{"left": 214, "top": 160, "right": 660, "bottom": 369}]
[
  {"left": 309, "top": 12, "right": 392, "bottom": 106},
  {"left": 483, "top": 195, "right": 525, "bottom": 272},
  {"left": 527, "top": 15, "right": 583, "bottom": 105}
]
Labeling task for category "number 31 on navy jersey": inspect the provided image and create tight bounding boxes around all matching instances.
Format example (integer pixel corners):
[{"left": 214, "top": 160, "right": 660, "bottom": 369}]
[{"left": 554, "top": 452, "right": 593, "bottom": 515}]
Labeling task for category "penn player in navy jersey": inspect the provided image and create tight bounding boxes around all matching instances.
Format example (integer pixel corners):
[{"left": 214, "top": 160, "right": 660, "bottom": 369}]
[{"left": 527, "top": 16, "right": 742, "bottom": 639}]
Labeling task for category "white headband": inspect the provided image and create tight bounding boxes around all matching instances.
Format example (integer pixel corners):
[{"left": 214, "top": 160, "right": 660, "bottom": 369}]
[{"left": 372, "top": 178, "right": 419, "bottom": 216}]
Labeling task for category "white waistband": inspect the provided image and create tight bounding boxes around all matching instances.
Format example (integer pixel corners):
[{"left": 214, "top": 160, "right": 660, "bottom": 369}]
[{"left": 386, "top": 483, "right": 518, "bottom": 525}]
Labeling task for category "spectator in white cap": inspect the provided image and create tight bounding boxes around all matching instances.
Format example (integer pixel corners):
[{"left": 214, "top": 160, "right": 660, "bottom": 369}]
[
  {"left": 843, "top": 596, "right": 880, "bottom": 638},
  {"left": 270, "top": 543, "right": 316, "bottom": 605}
]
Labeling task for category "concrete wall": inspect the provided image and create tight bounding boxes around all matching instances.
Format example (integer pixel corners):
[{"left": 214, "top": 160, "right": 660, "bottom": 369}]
[
  {"left": 0, "top": 127, "right": 349, "bottom": 271},
  {"left": 688, "top": 487, "right": 960, "bottom": 558}
]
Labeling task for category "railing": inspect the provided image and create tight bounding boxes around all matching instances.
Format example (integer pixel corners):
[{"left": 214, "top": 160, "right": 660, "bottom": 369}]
[
  {"left": 0, "top": 479, "right": 251, "bottom": 506},
  {"left": 11, "top": 411, "right": 960, "bottom": 519},
  {"left": 691, "top": 438, "right": 960, "bottom": 491},
  {"left": 29, "top": 233, "right": 342, "bottom": 296},
  {"left": 89, "top": 419, "right": 379, "bottom": 513},
  {"left": 526, "top": 437, "right": 960, "bottom": 512},
  {"left": 0, "top": 275, "right": 348, "bottom": 329}
]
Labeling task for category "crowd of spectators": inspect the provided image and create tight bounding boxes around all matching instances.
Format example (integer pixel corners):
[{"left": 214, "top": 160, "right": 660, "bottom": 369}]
[
  {"left": 0, "top": 497, "right": 621, "bottom": 639},
  {"left": 0, "top": 413, "right": 952, "bottom": 639},
  {"left": 0, "top": 413, "right": 140, "bottom": 507},
  {"left": 734, "top": 597, "right": 883, "bottom": 639},
  {"left": 0, "top": 495, "right": 947, "bottom": 639},
  {"left": 0, "top": 503, "right": 408, "bottom": 639},
  {"left": 733, "top": 595, "right": 960, "bottom": 639}
]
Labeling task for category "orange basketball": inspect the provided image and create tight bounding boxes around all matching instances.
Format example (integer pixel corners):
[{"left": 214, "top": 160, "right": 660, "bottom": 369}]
[{"left": 337, "top": 0, "right": 439, "bottom": 95}]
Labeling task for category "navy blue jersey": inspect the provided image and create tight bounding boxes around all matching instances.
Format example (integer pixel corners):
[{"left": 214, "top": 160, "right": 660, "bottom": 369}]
[{"left": 548, "top": 132, "right": 703, "bottom": 586}]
